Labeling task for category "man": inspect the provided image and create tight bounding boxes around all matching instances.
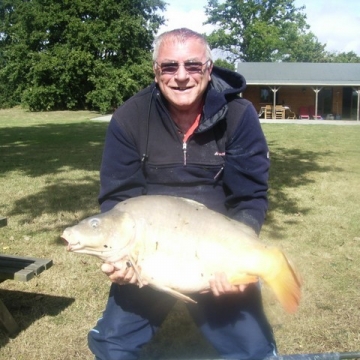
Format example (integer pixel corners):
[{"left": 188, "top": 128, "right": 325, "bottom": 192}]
[{"left": 88, "top": 28, "right": 276, "bottom": 360}]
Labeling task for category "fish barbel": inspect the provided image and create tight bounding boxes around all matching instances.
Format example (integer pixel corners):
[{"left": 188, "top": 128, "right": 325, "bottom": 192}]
[{"left": 61, "top": 195, "right": 302, "bottom": 313}]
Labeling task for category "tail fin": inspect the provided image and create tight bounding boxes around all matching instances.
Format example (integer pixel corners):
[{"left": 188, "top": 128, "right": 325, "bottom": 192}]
[{"left": 264, "top": 248, "right": 302, "bottom": 313}]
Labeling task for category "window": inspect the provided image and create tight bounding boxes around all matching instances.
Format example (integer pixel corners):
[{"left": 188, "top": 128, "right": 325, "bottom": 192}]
[{"left": 260, "top": 87, "right": 273, "bottom": 103}]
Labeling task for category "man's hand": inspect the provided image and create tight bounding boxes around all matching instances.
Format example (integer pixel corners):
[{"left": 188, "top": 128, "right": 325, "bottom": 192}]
[
  {"left": 209, "top": 272, "right": 248, "bottom": 296},
  {"left": 101, "top": 260, "right": 138, "bottom": 285}
]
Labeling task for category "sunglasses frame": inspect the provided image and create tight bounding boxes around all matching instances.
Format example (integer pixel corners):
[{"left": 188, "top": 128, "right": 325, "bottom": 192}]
[{"left": 155, "top": 60, "right": 211, "bottom": 75}]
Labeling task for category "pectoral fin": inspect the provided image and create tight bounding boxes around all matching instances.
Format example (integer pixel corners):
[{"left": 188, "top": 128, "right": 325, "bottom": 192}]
[{"left": 149, "top": 283, "right": 197, "bottom": 304}]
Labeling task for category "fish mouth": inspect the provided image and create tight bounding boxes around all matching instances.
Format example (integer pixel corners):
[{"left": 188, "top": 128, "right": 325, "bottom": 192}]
[
  {"left": 61, "top": 228, "right": 84, "bottom": 252},
  {"left": 61, "top": 236, "right": 79, "bottom": 252},
  {"left": 61, "top": 238, "right": 71, "bottom": 251},
  {"left": 61, "top": 235, "right": 112, "bottom": 258}
]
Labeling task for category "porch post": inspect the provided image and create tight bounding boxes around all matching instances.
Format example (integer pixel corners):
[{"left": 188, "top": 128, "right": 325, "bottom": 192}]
[
  {"left": 312, "top": 87, "right": 322, "bottom": 118},
  {"left": 270, "top": 86, "right": 280, "bottom": 118},
  {"left": 354, "top": 87, "right": 360, "bottom": 122}
]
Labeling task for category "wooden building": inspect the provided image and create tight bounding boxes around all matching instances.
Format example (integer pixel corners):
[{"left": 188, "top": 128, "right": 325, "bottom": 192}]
[{"left": 237, "top": 62, "right": 360, "bottom": 121}]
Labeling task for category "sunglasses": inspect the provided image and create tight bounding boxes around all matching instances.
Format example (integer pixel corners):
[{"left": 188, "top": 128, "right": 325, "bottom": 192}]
[{"left": 155, "top": 60, "right": 210, "bottom": 75}]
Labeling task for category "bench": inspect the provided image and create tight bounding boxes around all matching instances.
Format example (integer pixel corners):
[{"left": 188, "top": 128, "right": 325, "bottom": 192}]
[
  {"left": 0, "top": 216, "right": 53, "bottom": 335},
  {"left": 0, "top": 254, "right": 53, "bottom": 282},
  {"left": 0, "top": 216, "right": 7, "bottom": 228}
]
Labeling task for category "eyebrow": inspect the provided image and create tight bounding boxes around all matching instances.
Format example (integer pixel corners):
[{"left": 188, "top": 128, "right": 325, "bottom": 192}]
[{"left": 159, "top": 57, "right": 203, "bottom": 63}]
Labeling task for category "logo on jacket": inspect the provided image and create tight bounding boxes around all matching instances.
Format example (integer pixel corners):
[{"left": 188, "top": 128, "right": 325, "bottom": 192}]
[{"left": 214, "top": 152, "right": 225, "bottom": 156}]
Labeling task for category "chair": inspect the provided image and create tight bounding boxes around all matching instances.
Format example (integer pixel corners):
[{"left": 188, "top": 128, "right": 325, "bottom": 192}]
[
  {"left": 308, "top": 106, "right": 322, "bottom": 119},
  {"left": 275, "top": 105, "right": 285, "bottom": 119},
  {"left": 286, "top": 108, "right": 296, "bottom": 119},
  {"left": 298, "top": 106, "right": 310, "bottom": 119},
  {"left": 258, "top": 107, "right": 265, "bottom": 118},
  {"left": 264, "top": 105, "right": 273, "bottom": 119}
]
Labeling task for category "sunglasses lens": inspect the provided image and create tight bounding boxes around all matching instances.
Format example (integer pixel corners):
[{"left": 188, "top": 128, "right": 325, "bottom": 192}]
[
  {"left": 160, "top": 63, "right": 179, "bottom": 74},
  {"left": 184, "top": 62, "right": 204, "bottom": 73}
]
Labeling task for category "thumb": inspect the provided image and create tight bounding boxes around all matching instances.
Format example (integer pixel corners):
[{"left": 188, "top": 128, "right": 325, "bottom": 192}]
[{"left": 101, "top": 263, "right": 115, "bottom": 275}]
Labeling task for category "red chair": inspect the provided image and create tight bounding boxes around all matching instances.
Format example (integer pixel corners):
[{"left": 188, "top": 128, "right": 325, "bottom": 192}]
[
  {"left": 298, "top": 106, "right": 310, "bottom": 119},
  {"left": 309, "top": 106, "right": 322, "bottom": 119}
]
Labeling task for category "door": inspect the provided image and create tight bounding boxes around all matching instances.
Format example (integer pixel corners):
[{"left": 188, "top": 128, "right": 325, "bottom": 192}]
[{"left": 318, "top": 88, "right": 333, "bottom": 117}]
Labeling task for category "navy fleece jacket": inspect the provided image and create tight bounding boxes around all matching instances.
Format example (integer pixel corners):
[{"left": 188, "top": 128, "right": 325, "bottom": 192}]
[{"left": 98, "top": 66, "right": 270, "bottom": 234}]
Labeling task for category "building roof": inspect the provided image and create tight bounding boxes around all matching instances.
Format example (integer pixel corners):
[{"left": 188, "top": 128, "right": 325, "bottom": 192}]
[{"left": 237, "top": 62, "right": 360, "bottom": 87}]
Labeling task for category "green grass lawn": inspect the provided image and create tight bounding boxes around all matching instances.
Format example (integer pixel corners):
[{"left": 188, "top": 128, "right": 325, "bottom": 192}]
[{"left": 0, "top": 108, "right": 359, "bottom": 359}]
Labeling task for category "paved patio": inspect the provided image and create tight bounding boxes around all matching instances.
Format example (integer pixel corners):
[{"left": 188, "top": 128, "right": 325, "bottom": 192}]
[
  {"left": 260, "top": 119, "right": 360, "bottom": 125},
  {"left": 92, "top": 114, "right": 360, "bottom": 125}
]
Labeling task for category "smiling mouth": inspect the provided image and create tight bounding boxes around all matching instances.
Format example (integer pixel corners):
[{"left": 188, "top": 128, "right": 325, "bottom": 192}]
[{"left": 173, "top": 87, "right": 192, "bottom": 91}]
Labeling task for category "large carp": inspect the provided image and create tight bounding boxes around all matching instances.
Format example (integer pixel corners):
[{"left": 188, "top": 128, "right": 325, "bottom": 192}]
[{"left": 61, "top": 195, "right": 301, "bottom": 313}]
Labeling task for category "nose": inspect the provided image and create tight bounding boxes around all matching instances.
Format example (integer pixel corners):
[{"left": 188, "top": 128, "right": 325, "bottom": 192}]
[{"left": 174, "top": 65, "right": 189, "bottom": 80}]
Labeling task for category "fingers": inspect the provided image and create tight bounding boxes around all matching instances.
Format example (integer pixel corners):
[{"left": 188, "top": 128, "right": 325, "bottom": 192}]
[
  {"left": 209, "top": 272, "right": 248, "bottom": 297},
  {"left": 238, "top": 284, "right": 247, "bottom": 292},
  {"left": 209, "top": 272, "right": 230, "bottom": 296},
  {"left": 101, "top": 260, "right": 138, "bottom": 285}
]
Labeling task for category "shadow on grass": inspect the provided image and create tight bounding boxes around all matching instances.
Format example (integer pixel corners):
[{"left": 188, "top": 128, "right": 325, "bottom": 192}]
[
  {"left": 0, "top": 121, "right": 108, "bottom": 177},
  {"left": 265, "top": 140, "right": 342, "bottom": 237},
  {"left": 139, "top": 302, "right": 218, "bottom": 359},
  {"left": 9, "top": 179, "right": 100, "bottom": 229},
  {"left": 1, "top": 121, "right": 108, "bottom": 231},
  {"left": 0, "top": 288, "right": 74, "bottom": 347}
]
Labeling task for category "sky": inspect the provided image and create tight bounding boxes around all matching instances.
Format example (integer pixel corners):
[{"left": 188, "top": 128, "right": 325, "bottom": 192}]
[{"left": 157, "top": 0, "right": 360, "bottom": 55}]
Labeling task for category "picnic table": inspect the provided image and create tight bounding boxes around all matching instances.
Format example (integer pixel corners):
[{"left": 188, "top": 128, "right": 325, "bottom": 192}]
[{"left": 0, "top": 216, "right": 53, "bottom": 335}]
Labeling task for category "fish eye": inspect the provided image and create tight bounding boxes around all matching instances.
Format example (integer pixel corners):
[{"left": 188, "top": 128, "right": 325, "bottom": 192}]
[{"left": 89, "top": 218, "right": 100, "bottom": 229}]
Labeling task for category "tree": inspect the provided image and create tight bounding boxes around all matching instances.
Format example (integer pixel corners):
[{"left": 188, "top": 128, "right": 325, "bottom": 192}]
[
  {"left": 204, "top": 0, "right": 326, "bottom": 63},
  {"left": 323, "top": 51, "right": 360, "bottom": 63},
  {"left": 282, "top": 29, "right": 326, "bottom": 62},
  {"left": 0, "top": 0, "right": 166, "bottom": 112},
  {"left": 214, "top": 58, "right": 235, "bottom": 70}
]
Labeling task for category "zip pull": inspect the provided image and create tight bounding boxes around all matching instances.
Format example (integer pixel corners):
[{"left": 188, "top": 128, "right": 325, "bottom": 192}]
[
  {"left": 214, "top": 165, "right": 224, "bottom": 180},
  {"left": 182, "top": 142, "right": 187, "bottom": 166}
]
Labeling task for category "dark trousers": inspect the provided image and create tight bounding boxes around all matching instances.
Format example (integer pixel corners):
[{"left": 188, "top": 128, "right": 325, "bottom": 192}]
[{"left": 88, "top": 283, "right": 277, "bottom": 360}]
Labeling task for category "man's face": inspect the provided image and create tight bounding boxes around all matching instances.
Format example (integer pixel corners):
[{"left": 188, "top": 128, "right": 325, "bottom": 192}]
[{"left": 154, "top": 39, "right": 212, "bottom": 112}]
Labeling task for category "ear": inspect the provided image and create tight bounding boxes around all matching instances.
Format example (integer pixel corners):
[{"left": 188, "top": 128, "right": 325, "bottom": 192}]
[
  {"left": 207, "top": 61, "right": 214, "bottom": 80},
  {"left": 153, "top": 64, "right": 159, "bottom": 83}
]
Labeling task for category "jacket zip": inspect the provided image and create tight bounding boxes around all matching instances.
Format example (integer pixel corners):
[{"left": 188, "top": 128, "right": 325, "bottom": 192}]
[
  {"left": 156, "top": 95, "right": 192, "bottom": 166},
  {"left": 182, "top": 142, "right": 187, "bottom": 166},
  {"left": 156, "top": 94, "right": 204, "bottom": 167},
  {"left": 182, "top": 112, "right": 202, "bottom": 166}
]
